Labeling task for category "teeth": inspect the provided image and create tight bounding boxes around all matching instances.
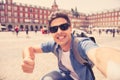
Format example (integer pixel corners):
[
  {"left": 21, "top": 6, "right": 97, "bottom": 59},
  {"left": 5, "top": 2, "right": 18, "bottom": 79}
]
[
  {"left": 58, "top": 36, "right": 64, "bottom": 39},
  {"left": 57, "top": 35, "right": 65, "bottom": 40}
]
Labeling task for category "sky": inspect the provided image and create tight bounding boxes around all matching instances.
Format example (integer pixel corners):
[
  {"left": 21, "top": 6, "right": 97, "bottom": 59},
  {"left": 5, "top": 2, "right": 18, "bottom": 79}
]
[{"left": 13, "top": 0, "right": 120, "bottom": 14}]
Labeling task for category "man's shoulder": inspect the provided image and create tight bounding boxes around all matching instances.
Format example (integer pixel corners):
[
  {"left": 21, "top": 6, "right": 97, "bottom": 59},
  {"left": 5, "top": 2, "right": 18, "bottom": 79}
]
[{"left": 73, "top": 36, "right": 91, "bottom": 44}]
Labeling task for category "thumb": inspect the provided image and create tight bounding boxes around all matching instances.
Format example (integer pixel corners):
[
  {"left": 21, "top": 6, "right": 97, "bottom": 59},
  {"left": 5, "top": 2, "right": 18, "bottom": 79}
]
[{"left": 23, "top": 57, "right": 35, "bottom": 66}]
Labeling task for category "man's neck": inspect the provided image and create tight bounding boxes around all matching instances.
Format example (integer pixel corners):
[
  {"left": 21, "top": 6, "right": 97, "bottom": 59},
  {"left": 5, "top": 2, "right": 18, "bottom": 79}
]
[{"left": 61, "top": 39, "right": 71, "bottom": 52}]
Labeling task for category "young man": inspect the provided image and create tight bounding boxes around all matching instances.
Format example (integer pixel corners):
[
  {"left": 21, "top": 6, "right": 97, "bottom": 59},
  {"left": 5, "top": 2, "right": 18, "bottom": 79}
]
[{"left": 21, "top": 11, "right": 120, "bottom": 80}]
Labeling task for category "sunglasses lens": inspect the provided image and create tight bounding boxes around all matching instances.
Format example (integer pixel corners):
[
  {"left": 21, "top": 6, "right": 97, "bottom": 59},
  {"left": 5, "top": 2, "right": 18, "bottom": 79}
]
[
  {"left": 60, "top": 23, "right": 70, "bottom": 31},
  {"left": 49, "top": 26, "right": 58, "bottom": 33},
  {"left": 49, "top": 23, "right": 70, "bottom": 33}
]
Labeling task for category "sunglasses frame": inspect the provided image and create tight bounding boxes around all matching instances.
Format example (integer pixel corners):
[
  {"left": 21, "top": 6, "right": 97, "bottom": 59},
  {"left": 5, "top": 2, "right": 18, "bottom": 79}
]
[{"left": 49, "top": 23, "right": 70, "bottom": 33}]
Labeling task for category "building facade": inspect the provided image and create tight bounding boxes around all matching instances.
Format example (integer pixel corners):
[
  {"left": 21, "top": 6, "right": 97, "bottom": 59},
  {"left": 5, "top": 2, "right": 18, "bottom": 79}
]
[
  {"left": 0, "top": 0, "right": 52, "bottom": 31},
  {"left": 0, "top": 0, "right": 120, "bottom": 31},
  {"left": 87, "top": 9, "right": 120, "bottom": 29}
]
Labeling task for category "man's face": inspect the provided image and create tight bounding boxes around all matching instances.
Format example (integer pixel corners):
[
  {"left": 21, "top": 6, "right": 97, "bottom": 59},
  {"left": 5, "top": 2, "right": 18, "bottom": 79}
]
[{"left": 50, "top": 18, "right": 72, "bottom": 46}]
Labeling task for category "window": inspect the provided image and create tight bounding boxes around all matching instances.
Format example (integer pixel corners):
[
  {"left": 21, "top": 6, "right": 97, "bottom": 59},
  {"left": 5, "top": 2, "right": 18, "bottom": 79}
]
[
  {"left": 7, "top": 0, "right": 12, "bottom": 4},
  {"left": 119, "top": 12, "right": 120, "bottom": 15},
  {"left": 35, "top": 14, "right": 38, "bottom": 18},
  {"left": 13, "top": 6, "right": 17, "bottom": 11},
  {"left": 0, "top": 18, "right": 5, "bottom": 22},
  {"left": 112, "top": 13, "right": 114, "bottom": 16},
  {"left": 108, "top": 18, "right": 110, "bottom": 21},
  {"left": 25, "top": 8, "right": 28, "bottom": 12},
  {"left": 25, "top": 13, "right": 28, "bottom": 18},
  {"left": 118, "top": 21, "right": 120, "bottom": 25},
  {"left": 0, "top": 5, "right": 4, "bottom": 10},
  {"left": 39, "top": 20, "right": 42, "bottom": 23},
  {"left": 8, "top": 18, "right": 12, "bottom": 22},
  {"left": 115, "top": 12, "right": 117, "bottom": 16},
  {"left": 40, "top": 15, "right": 42, "bottom": 19},
  {"left": 0, "top": 11, "right": 4, "bottom": 16},
  {"left": 40, "top": 10, "right": 42, "bottom": 14},
  {"left": 118, "top": 17, "right": 120, "bottom": 20},
  {"left": 48, "top": 11, "right": 50, "bottom": 15},
  {"left": 44, "top": 10, "right": 46, "bottom": 14},
  {"left": 20, "top": 13, "right": 23, "bottom": 17},
  {"left": 35, "top": 9, "right": 38, "bottom": 13},
  {"left": 44, "top": 20, "right": 47, "bottom": 24},
  {"left": 20, "top": 7, "right": 23, "bottom": 11},
  {"left": 20, "top": 19, "right": 23, "bottom": 22},
  {"left": 8, "top": 6, "right": 11, "bottom": 10},
  {"left": 112, "top": 17, "right": 114, "bottom": 21},
  {"left": 14, "top": 18, "right": 18, "bottom": 23},
  {"left": 29, "top": 8, "right": 33, "bottom": 12},
  {"left": 14, "top": 12, "right": 17, "bottom": 17},
  {"left": 44, "top": 15, "right": 47, "bottom": 19},
  {"left": 8, "top": 12, "right": 12, "bottom": 16},
  {"left": 30, "top": 14, "right": 33, "bottom": 18},
  {"left": 115, "top": 17, "right": 118, "bottom": 20}
]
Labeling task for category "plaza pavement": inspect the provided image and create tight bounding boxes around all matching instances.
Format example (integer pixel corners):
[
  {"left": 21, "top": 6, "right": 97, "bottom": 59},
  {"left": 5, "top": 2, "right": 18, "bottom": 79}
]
[{"left": 0, "top": 31, "right": 120, "bottom": 80}]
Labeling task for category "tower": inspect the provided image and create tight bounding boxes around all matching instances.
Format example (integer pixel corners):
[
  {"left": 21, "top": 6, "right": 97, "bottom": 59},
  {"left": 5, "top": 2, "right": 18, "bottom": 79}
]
[{"left": 51, "top": 0, "right": 58, "bottom": 11}]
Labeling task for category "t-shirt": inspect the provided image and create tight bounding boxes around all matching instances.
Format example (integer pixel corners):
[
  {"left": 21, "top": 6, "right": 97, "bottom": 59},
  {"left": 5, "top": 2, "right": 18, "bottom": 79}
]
[{"left": 61, "top": 51, "right": 79, "bottom": 80}]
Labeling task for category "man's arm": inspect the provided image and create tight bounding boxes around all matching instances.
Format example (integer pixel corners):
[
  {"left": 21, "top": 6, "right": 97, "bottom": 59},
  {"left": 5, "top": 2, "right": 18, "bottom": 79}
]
[
  {"left": 21, "top": 45, "right": 43, "bottom": 73},
  {"left": 87, "top": 47, "right": 120, "bottom": 77},
  {"left": 22, "top": 45, "right": 43, "bottom": 59}
]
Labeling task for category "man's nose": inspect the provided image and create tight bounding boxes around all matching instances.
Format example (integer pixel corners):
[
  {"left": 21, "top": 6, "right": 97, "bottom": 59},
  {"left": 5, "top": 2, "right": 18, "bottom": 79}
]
[{"left": 57, "top": 27, "right": 62, "bottom": 33}]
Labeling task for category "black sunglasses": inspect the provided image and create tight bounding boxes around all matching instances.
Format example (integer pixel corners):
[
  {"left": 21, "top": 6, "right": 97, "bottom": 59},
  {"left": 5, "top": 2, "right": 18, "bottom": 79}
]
[{"left": 49, "top": 23, "right": 70, "bottom": 33}]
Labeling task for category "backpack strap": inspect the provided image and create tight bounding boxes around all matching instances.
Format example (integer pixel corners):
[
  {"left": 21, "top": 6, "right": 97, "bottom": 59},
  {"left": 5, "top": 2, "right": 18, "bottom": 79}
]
[
  {"left": 73, "top": 38, "right": 88, "bottom": 65},
  {"left": 73, "top": 37, "right": 95, "bottom": 80}
]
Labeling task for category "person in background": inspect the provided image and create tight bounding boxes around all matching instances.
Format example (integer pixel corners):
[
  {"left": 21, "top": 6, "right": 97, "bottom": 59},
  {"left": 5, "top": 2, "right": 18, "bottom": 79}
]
[
  {"left": 21, "top": 11, "right": 120, "bottom": 80},
  {"left": 112, "top": 29, "right": 116, "bottom": 37},
  {"left": 35, "top": 27, "right": 38, "bottom": 34},
  {"left": 15, "top": 25, "right": 19, "bottom": 36}
]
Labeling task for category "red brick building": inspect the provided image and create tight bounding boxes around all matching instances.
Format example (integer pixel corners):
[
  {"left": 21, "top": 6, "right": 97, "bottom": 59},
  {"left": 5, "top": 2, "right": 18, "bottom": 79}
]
[
  {"left": 0, "top": 0, "right": 120, "bottom": 31},
  {"left": 87, "top": 9, "right": 120, "bottom": 29},
  {"left": 0, "top": 0, "right": 87, "bottom": 31},
  {"left": 0, "top": 0, "right": 52, "bottom": 31}
]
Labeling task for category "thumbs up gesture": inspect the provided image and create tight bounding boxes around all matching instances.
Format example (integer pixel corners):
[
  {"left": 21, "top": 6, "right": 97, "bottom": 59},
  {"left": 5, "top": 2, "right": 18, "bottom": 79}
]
[{"left": 21, "top": 57, "right": 35, "bottom": 73}]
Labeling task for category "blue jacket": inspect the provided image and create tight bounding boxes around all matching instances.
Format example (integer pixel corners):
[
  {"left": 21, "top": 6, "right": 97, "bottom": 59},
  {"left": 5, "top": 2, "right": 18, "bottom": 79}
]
[{"left": 41, "top": 35, "right": 98, "bottom": 80}]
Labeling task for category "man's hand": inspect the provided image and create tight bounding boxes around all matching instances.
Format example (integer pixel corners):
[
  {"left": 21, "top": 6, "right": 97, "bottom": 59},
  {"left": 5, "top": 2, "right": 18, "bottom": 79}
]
[
  {"left": 21, "top": 46, "right": 42, "bottom": 73},
  {"left": 21, "top": 57, "right": 35, "bottom": 73}
]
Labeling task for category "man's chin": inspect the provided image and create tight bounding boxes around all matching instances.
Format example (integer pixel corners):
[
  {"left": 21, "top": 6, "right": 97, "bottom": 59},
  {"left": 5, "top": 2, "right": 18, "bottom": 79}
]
[{"left": 57, "top": 42, "right": 65, "bottom": 46}]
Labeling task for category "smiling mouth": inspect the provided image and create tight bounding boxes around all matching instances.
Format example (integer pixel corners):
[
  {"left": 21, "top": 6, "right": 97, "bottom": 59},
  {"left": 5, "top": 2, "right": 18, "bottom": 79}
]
[{"left": 57, "top": 35, "right": 66, "bottom": 41}]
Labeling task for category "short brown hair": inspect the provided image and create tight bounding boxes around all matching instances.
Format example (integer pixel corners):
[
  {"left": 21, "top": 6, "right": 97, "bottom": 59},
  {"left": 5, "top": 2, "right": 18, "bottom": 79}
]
[{"left": 48, "top": 11, "right": 71, "bottom": 27}]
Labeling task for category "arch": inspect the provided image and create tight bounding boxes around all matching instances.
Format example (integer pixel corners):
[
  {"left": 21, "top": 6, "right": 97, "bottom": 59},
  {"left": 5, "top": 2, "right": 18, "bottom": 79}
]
[
  {"left": 35, "top": 25, "right": 38, "bottom": 30},
  {"left": 8, "top": 24, "right": 13, "bottom": 31},
  {"left": 25, "top": 25, "right": 29, "bottom": 30},
  {"left": 30, "top": 25, "right": 34, "bottom": 31},
  {"left": 20, "top": 25, "right": 24, "bottom": 31},
  {"left": 40, "top": 25, "right": 43, "bottom": 30},
  {"left": 40, "top": 25, "right": 43, "bottom": 28},
  {"left": 44, "top": 25, "right": 47, "bottom": 28}
]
